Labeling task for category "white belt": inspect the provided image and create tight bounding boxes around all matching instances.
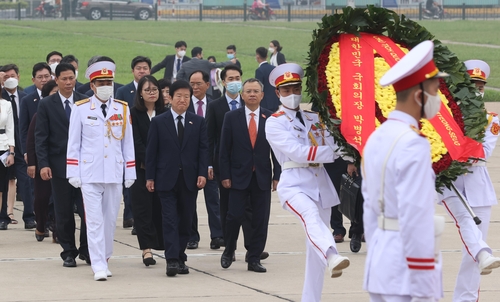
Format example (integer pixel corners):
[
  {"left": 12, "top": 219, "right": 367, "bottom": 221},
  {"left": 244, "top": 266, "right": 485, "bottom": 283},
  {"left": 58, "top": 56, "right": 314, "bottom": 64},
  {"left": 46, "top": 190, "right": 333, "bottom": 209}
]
[
  {"left": 282, "top": 161, "right": 324, "bottom": 170},
  {"left": 377, "top": 216, "right": 399, "bottom": 231}
]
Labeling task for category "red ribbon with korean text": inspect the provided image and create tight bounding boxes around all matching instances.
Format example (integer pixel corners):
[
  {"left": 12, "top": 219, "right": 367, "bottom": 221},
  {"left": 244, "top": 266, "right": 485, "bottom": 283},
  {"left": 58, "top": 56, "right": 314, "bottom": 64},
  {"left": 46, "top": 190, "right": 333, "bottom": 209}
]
[{"left": 339, "top": 34, "right": 375, "bottom": 152}]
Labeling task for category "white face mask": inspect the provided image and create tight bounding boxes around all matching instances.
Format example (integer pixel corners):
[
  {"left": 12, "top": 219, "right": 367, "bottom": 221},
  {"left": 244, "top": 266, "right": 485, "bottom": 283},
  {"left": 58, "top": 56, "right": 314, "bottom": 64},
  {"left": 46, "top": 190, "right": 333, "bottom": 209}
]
[
  {"left": 49, "top": 62, "right": 59, "bottom": 74},
  {"left": 268, "top": 47, "right": 275, "bottom": 53},
  {"left": 416, "top": 91, "right": 441, "bottom": 119},
  {"left": 3, "top": 78, "right": 18, "bottom": 89},
  {"left": 75, "top": 70, "right": 79, "bottom": 80},
  {"left": 177, "top": 50, "right": 186, "bottom": 57},
  {"left": 476, "top": 92, "right": 485, "bottom": 98},
  {"left": 95, "top": 85, "right": 113, "bottom": 101},
  {"left": 280, "top": 93, "right": 302, "bottom": 109}
]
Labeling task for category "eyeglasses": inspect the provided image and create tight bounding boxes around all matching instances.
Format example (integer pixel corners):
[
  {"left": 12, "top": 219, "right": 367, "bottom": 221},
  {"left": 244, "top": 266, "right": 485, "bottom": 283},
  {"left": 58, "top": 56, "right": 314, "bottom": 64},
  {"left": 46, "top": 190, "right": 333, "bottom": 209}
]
[
  {"left": 35, "top": 75, "right": 51, "bottom": 80},
  {"left": 143, "top": 88, "right": 159, "bottom": 94},
  {"left": 190, "top": 82, "right": 205, "bottom": 88}
]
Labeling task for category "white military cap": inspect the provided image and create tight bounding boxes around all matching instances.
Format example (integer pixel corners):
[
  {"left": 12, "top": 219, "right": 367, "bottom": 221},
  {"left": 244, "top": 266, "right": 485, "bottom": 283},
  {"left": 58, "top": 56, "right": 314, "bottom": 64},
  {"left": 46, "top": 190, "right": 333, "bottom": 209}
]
[
  {"left": 464, "top": 59, "right": 490, "bottom": 83},
  {"left": 85, "top": 61, "right": 115, "bottom": 81},
  {"left": 380, "top": 40, "right": 448, "bottom": 92},
  {"left": 269, "top": 63, "right": 304, "bottom": 88}
]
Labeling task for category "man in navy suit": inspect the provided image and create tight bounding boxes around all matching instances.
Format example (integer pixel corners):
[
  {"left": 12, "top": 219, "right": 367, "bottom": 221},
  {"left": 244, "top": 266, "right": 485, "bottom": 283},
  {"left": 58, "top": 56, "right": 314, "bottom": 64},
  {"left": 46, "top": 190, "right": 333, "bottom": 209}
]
[
  {"left": 186, "top": 70, "right": 223, "bottom": 250},
  {"left": 115, "top": 55, "right": 151, "bottom": 231},
  {"left": 151, "top": 40, "right": 190, "bottom": 82},
  {"left": 146, "top": 80, "right": 208, "bottom": 277},
  {"left": 0, "top": 64, "right": 35, "bottom": 230},
  {"left": 219, "top": 78, "right": 280, "bottom": 273},
  {"left": 255, "top": 47, "right": 280, "bottom": 112}
]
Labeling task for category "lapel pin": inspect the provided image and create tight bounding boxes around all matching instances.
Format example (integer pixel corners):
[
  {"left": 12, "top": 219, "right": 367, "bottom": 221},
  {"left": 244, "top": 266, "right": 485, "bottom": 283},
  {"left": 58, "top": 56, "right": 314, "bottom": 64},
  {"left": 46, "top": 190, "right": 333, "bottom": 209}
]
[
  {"left": 189, "top": 121, "right": 193, "bottom": 124},
  {"left": 261, "top": 114, "right": 266, "bottom": 119},
  {"left": 130, "top": 90, "right": 134, "bottom": 93},
  {"left": 90, "top": 102, "right": 95, "bottom": 110}
]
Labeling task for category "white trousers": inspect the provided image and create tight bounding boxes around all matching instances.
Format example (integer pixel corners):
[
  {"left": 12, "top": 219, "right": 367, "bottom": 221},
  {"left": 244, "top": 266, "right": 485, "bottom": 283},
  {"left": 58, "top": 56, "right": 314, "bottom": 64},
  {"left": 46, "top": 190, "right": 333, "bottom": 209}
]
[
  {"left": 442, "top": 196, "right": 491, "bottom": 302},
  {"left": 284, "top": 193, "right": 338, "bottom": 302},
  {"left": 369, "top": 293, "right": 412, "bottom": 302},
  {"left": 82, "top": 183, "right": 122, "bottom": 273}
]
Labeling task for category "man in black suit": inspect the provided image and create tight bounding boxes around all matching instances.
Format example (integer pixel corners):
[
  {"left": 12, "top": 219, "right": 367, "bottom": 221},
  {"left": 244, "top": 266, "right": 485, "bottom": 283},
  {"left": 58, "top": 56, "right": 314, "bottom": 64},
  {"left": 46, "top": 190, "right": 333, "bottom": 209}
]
[
  {"left": 186, "top": 70, "right": 223, "bottom": 250},
  {"left": 146, "top": 80, "right": 208, "bottom": 277},
  {"left": 151, "top": 40, "right": 190, "bottom": 82},
  {"left": 0, "top": 64, "right": 35, "bottom": 230},
  {"left": 255, "top": 47, "right": 280, "bottom": 112},
  {"left": 219, "top": 78, "right": 280, "bottom": 273},
  {"left": 35, "top": 63, "right": 89, "bottom": 267},
  {"left": 115, "top": 55, "right": 151, "bottom": 231}
]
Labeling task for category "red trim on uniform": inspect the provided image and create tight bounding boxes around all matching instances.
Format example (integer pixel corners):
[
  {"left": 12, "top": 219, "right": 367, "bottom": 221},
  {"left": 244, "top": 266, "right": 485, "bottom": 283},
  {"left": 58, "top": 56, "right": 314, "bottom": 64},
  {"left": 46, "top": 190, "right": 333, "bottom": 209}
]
[
  {"left": 406, "top": 257, "right": 434, "bottom": 263},
  {"left": 392, "top": 60, "right": 438, "bottom": 92},
  {"left": 67, "top": 163, "right": 78, "bottom": 166},
  {"left": 408, "top": 264, "right": 435, "bottom": 270},
  {"left": 311, "top": 146, "right": 318, "bottom": 161},
  {"left": 126, "top": 160, "right": 135, "bottom": 168},
  {"left": 442, "top": 200, "right": 475, "bottom": 260},
  {"left": 307, "top": 147, "right": 314, "bottom": 161},
  {"left": 285, "top": 201, "right": 327, "bottom": 259},
  {"left": 67, "top": 159, "right": 78, "bottom": 166}
]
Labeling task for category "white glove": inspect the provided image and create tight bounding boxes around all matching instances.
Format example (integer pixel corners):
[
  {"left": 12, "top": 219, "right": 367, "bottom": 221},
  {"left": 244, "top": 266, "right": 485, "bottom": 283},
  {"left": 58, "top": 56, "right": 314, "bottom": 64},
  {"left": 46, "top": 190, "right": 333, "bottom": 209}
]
[
  {"left": 411, "top": 297, "right": 435, "bottom": 302},
  {"left": 68, "top": 177, "right": 82, "bottom": 188},
  {"left": 124, "top": 179, "right": 135, "bottom": 188}
]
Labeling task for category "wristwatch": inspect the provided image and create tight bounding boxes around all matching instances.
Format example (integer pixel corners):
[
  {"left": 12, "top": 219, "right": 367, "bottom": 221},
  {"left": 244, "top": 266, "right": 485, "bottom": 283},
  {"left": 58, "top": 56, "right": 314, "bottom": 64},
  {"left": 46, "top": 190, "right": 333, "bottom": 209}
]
[{"left": 9, "top": 152, "right": 15, "bottom": 157}]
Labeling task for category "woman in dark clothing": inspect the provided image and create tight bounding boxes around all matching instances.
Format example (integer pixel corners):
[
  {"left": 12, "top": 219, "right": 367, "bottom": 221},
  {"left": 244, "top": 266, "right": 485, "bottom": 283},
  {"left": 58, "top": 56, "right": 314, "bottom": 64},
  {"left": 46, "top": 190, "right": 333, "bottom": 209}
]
[{"left": 269, "top": 40, "right": 286, "bottom": 66}]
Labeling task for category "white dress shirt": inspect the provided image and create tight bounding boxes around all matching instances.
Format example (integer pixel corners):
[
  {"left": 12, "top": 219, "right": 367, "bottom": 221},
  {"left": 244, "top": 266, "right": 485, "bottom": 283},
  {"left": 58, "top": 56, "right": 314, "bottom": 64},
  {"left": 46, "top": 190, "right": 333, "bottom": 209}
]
[
  {"left": 59, "top": 92, "right": 74, "bottom": 109},
  {"left": 245, "top": 106, "right": 260, "bottom": 130},
  {"left": 171, "top": 109, "right": 186, "bottom": 134},
  {"left": 192, "top": 95, "right": 207, "bottom": 118},
  {"left": 225, "top": 94, "right": 241, "bottom": 110}
]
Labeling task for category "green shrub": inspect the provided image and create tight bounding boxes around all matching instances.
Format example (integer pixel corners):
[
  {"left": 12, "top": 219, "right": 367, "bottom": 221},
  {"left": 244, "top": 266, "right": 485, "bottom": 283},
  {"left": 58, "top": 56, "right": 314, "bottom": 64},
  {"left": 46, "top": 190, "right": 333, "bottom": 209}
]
[{"left": 0, "top": 2, "right": 29, "bottom": 9}]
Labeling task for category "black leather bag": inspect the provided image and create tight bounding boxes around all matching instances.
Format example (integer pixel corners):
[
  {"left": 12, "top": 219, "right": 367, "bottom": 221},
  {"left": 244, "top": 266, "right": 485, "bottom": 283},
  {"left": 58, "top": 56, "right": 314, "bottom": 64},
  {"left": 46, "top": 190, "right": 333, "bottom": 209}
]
[{"left": 338, "top": 173, "right": 363, "bottom": 224}]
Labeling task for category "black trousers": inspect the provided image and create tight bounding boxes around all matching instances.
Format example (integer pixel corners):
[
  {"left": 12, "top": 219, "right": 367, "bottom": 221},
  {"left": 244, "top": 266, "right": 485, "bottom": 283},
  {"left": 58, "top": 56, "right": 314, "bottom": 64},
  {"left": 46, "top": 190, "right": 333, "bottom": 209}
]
[
  {"left": 189, "top": 176, "right": 223, "bottom": 242},
  {"left": 225, "top": 173, "right": 271, "bottom": 264},
  {"left": 158, "top": 170, "right": 197, "bottom": 262},
  {"left": 131, "top": 168, "right": 164, "bottom": 250},
  {"left": 50, "top": 176, "right": 87, "bottom": 260},
  {"left": 34, "top": 170, "right": 52, "bottom": 234}
]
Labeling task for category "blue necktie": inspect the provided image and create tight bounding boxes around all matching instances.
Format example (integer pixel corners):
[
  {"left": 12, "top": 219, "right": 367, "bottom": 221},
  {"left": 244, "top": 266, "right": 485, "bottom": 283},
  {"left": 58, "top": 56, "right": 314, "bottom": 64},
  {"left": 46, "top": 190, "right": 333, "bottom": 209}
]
[
  {"left": 176, "top": 58, "right": 181, "bottom": 73},
  {"left": 64, "top": 99, "right": 71, "bottom": 120},
  {"left": 230, "top": 100, "right": 238, "bottom": 111}
]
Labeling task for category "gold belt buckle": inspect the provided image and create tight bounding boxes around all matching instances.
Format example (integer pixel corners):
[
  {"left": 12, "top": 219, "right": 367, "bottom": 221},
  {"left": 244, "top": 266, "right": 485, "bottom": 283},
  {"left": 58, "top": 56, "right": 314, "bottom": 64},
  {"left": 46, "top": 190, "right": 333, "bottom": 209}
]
[{"left": 308, "top": 163, "right": 319, "bottom": 167}]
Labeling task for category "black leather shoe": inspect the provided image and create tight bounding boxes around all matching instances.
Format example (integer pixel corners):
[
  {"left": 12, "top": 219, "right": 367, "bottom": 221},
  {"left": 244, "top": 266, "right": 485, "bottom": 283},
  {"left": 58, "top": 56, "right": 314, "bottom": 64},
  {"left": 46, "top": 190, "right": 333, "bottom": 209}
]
[
  {"left": 219, "top": 238, "right": 225, "bottom": 247},
  {"left": 63, "top": 256, "right": 77, "bottom": 267},
  {"left": 221, "top": 252, "right": 233, "bottom": 269},
  {"left": 123, "top": 218, "right": 134, "bottom": 228},
  {"left": 333, "top": 233, "right": 345, "bottom": 243},
  {"left": 131, "top": 227, "right": 137, "bottom": 235},
  {"left": 35, "top": 230, "right": 45, "bottom": 242},
  {"left": 350, "top": 234, "right": 362, "bottom": 253},
  {"left": 178, "top": 260, "right": 189, "bottom": 274},
  {"left": 187, "top": 241, "right": 198, "bottom": 249},
  {"left": 24, "top": 220, "right": 37, "bottom": 230},
  {"left": 0, "top": 221, "right": 7, "bottom": 230},
  {"left": 248, "top": 262, "right": 266, "bottom": 273},
  {"left": 210, "top": 237, "right": 222, "bottom": 250},
  {"left": 245, "top": 251, "right": 270, "bottom": 263},
  {"left": 44, "top": 229, "right": 50, "bottom": 237},
  {"left": 79, "top": 253, "right": 91, "bottom": 264},
  {"left": 166, "top": 260, "right": 179, "bottom": 277}
]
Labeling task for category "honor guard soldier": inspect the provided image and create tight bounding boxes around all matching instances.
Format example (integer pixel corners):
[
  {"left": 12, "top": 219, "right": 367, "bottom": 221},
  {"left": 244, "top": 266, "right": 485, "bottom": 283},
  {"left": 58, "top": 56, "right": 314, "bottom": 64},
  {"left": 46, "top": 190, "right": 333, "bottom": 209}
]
[
  {"left": 66, "top": 59, "right": 136, "bottom": 281},
  {"left": 362, "top": 41, "right": 446, "bottom": 302},
  {"left": 439, "top": 59, "right": 500, "bottom": 301},
  {"left": 265, "top": 63, "right": 351, "bottom": 302}
]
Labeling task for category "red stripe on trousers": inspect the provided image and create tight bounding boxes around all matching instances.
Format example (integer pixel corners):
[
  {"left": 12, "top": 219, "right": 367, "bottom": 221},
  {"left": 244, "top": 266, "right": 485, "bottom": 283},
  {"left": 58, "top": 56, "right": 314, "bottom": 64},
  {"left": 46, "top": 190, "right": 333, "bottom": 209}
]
[{"left": 442, "top": 200, "right": 475, "bottom": 260}]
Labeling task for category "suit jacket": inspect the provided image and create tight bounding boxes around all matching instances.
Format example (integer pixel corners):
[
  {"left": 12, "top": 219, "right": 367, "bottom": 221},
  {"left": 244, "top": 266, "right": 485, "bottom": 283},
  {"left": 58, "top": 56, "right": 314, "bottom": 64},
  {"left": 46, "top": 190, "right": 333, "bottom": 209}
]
[
  {"left": 206, "top": 95, "right": 244, "bottom": 173},
  {"left": 130, "top": 106, "right": 166, "bottom": 170},
  {"left": 2, "top": 88, "right": 27, "bottom": 157},
  {"left": 35, "top": 91, "right": 88, "bottom": 178},
  {"left": 255, "top": 62, "right": 280, "bottom": 112},
  {"left": 187, "top": 95, "right": 212, "bottom": 118},
  {"left": 23, "top": 84, "right": 36, "bottom": 96},
  {"left": 219, "top": 107, "right": 280, "bottom": 190},
  {"left": 26, "top": 113, "right": 37, "bottom": 167},
  {"left": 146, "top": 110, "right": 208, "bottom": 192},
  {"left": 151, "top": 55, "right": 191, "bottom": 81},
  {"left": 115, "top": 81, "right": 136, "bottom": 107},
  {"left": 19, "top": 90, "right": 42, "bottom": 154},
  {"left": 276, "top": 52, "right": 286, "bottom": 65}
]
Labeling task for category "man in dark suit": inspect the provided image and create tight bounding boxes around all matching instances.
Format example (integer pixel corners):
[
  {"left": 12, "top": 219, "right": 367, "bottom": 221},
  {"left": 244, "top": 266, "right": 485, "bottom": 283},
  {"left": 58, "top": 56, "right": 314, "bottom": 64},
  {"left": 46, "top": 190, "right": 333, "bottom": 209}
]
[
  {"left": 151, "top": 40, "right": 190, "bottom": 82},
  {"left": 255, "top": 47, "right": 280, "bottom": 112},
  {"left": 35, "top": 63, "right": 89, "bottom": 267},
  {"left": 0, "top": 64, "right": 35, "bottom": 230},
  {"left": 186, "top": 70, "right": 223, "bottom": 250},
  {"left": 146, "top": 80, "right": 208, "bottom": 277},
  {"left": 219, "top": 78, "right": 280, "bottom": 273},
  {"left": 115, "top": 55, "right": 151, "bottom": 231}
]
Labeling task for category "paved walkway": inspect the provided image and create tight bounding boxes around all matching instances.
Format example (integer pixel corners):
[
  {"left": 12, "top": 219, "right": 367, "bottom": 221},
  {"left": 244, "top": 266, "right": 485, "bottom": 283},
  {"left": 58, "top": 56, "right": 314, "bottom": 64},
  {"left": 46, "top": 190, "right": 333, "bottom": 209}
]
[{"left": 2, "top": 104, "right": 500, "bottom": 301}]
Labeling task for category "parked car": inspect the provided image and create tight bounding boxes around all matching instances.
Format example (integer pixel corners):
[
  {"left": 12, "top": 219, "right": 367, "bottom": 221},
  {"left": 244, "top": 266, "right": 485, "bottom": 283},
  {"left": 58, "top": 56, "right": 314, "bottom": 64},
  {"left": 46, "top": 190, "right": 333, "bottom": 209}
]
[{"left": 76, "top": 0, "right": 153, "bottom": 20}]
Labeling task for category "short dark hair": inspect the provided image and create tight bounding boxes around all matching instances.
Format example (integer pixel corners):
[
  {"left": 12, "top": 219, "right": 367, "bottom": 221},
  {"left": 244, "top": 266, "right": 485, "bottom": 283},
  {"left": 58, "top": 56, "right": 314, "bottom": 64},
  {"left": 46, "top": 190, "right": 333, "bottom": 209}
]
[
  {"left": 61, "top": 55, "right": 79, "bottom": 65},
  {"left": 175, "top": 41, "right": 187, "bottom": 48},
  {"left": 158, "top": 78, "right": 171, "bottom": 90},
  {"left": 55, "top": 63, "right": 75, "bottom": 77},
  {"left": 169, "top": 79, "right": 193, "bottom": 98},
  {"left": 243, "top": 78, "right": 264, "bottom": 91},
  {"left": 32, "top": 62, "right": 51, "bottom": 78},
  {"left": 226, "top": 45, "right": 236, "bottom": 52},
  {"left": 134, "top": 75, "right": 165, "bottom": 113},
  {"left": 95, "top": 56, "right": 115, "bottom": 64},
  {"left": 131, "top": 56, "right": 151, "bottom": 69},
  {"left": 207, "top": 56, "right": 216, "bottom": 62},
  {"left": 46, "top": 51, "right": 63, "bottom": 63},
  {"left": 271, "top": 40, "right": 283, "bottom": 52},
  {"left": 220, "top": 65, "right": 242, "bottom": 81},
  {"left": 191, "top": 47, "right": 203, "bottom": 58},
  {"left": 41, "top": 80, "right": 58, "bottom": 98},
  {"left": 256, "top": 47, "right": 268, "bottom": 59},
  {"left": 0, "top": 64, "right": 19, "bottom": 75},
  {"left": 189, "top": 70, "right": 209, "bottom": 83}
]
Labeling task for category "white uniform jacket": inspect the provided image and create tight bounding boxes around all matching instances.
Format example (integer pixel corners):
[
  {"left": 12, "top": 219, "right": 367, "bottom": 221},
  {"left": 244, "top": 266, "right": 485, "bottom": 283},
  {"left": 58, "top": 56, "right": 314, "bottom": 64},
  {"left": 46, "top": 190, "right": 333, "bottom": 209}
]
[
  {"left": 66, "top": 96, "right": 136, "bottom": 184},
  {"left": 265, "top": 107, "right": 340, "bottom": 209},
  {"left": 440, "top": 113, "right": 499, "bottom": 206},
  {"left": 361, "top": 110, "right": 442, "bottom": 299},
  {"left": 0, "top": 99, "right": 15, "bottom": 151}
]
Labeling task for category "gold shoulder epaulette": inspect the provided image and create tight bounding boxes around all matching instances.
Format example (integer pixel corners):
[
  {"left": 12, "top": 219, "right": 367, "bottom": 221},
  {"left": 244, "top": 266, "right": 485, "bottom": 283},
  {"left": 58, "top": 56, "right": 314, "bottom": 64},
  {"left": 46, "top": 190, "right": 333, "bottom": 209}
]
[
  {"left": 272, "top": 111, "right": 285, "bottom": 117},
  {"left": 75, "top": 98, "right": 90, "bottom": 106},
  {"left": 410, "top": 125, "right": 426, "bottom": 138},
  {"left": 303, "top": 110, "right": 318, "bottom": 114},
  {"left": 114, "top": 99, "right": 128, "bottom": 106}
]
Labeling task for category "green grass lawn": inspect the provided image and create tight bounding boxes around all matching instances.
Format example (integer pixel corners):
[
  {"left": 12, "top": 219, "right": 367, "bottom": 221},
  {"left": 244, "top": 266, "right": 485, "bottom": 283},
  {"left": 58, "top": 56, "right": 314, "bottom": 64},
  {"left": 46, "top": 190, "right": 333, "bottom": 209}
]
[{"left": 0, "top": 19, "right": 499, "bottom": 92}]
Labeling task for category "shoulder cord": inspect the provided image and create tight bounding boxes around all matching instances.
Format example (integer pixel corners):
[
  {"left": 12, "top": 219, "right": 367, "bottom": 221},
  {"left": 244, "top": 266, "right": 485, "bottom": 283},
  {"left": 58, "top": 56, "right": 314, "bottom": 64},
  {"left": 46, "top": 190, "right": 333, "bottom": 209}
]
[{"left": 106, "top": 105, "right": 127, "bottom": 141}]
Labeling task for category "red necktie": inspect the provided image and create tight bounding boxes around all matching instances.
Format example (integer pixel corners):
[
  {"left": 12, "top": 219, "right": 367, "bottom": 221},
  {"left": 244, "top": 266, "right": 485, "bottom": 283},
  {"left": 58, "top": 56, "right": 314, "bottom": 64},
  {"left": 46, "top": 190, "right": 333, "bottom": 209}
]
[
  {"left": 249, "top": 113, "right": 257, "bottom": 148},
  {"left": 197, "top": 100, "right": 204, "bottom": 117}
]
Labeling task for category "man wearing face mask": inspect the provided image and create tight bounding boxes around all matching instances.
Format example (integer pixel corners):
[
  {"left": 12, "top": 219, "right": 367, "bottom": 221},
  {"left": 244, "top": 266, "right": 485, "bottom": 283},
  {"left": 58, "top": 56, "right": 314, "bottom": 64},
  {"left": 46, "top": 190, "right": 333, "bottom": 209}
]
[
  {"left": 151, "top": 41, "right": 191, "bottom": 82},
  {"left": 361, "top": 41, "right": 446, "bottom": 302},
  {"left": 226, "top": 45, "right": 241, "bottom": 69},
  {"left": 265, "top": 63, "right": 351, "bottom": 301},
  {"left": 438, "top": 59, "right": 500, "bottom": 301},
  {"left": 66, "top": 59, "right": 136, "bottom": 281},
  {"left": 77, "top": 56, "right": 124, "bottom": 98}
]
